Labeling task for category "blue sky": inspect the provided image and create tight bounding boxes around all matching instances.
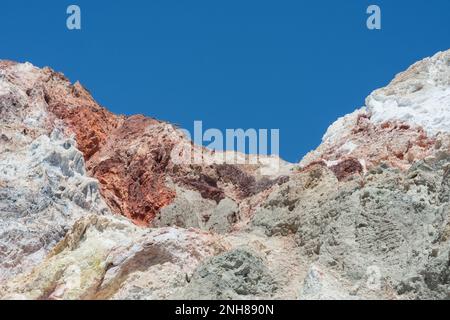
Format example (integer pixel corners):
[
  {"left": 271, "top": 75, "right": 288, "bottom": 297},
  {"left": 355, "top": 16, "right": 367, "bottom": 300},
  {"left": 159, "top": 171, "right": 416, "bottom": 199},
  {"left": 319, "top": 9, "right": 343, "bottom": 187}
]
[{"left": 1, "top": 0, "right": 449, "bottom": 162}]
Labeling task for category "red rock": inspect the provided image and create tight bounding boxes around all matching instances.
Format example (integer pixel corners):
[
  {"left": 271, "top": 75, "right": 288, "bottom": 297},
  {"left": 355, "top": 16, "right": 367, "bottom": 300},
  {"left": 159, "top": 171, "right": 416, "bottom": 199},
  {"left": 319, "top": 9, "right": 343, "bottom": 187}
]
[{"left": 329, "top": 158, "right": 363, "bottom": 181}]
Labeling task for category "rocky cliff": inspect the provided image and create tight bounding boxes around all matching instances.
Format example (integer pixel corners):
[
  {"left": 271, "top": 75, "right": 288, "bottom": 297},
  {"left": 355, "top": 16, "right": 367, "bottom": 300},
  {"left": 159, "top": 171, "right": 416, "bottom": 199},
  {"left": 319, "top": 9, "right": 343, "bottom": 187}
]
[{"left": 0, "top": 50, "right": 449, "bottom": 300}]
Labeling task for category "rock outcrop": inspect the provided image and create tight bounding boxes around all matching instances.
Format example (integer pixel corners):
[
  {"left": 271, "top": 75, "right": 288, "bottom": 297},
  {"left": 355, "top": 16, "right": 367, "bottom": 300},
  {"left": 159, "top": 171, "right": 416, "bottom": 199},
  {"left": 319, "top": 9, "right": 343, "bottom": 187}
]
[{"left": 0, "top": 50, "right": 449, "bottom": 300}]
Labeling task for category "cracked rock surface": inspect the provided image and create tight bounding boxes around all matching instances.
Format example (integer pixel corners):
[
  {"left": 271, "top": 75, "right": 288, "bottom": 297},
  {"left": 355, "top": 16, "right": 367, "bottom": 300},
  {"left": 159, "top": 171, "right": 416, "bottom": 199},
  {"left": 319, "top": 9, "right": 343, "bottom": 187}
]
[{"left": 0, "top": 50, "right": 449, "bottom": 300}]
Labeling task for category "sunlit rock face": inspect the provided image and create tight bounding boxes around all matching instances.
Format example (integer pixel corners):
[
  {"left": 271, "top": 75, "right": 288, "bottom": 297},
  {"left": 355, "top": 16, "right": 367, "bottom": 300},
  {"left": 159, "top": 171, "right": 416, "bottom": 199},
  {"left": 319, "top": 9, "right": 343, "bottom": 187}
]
[
  {"left": 301, "top": 50, "right": 450, "bottom": 174},
  {"left": 0, "top": 50, "right": 449, "bottom": 300},
  {"left": 0, "top": 62, "right": 110, "bottom": 283}
]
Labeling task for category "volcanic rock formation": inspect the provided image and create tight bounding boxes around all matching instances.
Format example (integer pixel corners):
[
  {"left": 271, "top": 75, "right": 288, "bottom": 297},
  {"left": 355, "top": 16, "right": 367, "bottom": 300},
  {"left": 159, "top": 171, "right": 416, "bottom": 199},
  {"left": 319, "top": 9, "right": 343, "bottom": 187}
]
[{"left": 0, "top": 50, "right": 449, "bottom": 299}]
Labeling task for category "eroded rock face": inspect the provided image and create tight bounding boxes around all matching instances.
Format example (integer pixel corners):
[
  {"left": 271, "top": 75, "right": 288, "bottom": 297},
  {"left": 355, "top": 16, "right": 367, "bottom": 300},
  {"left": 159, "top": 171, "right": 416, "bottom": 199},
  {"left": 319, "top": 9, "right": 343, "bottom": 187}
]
[
  {"left": 301, "top": 51, "right": 450, "bottom": 175},
  {"left": 0, "top": 131, "right": 109, "bottom": 283},
  {"left": 1, "top": 60, "right": 287, "bottom": 227},
  {"left": 1, "top": 50, "right": 449, "bottom": 300},
  {"left": 0, "top": 62, "right": 110, "bottom": 283},
  {"left": 180, "top": 249, "right": 278, "bottom": 300},
  {"left": 251, "top": 157, "right": 450, "bottom": 299},
  {"left": 1, "top": 214, "right": 224, "bottom": 300}
]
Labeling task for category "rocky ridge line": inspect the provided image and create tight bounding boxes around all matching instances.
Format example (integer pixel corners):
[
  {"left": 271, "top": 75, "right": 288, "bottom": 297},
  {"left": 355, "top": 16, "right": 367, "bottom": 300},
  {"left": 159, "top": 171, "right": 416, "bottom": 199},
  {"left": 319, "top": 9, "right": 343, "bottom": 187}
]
[{"left": 0, "top": 50, "right": 449, "bottom": 299}]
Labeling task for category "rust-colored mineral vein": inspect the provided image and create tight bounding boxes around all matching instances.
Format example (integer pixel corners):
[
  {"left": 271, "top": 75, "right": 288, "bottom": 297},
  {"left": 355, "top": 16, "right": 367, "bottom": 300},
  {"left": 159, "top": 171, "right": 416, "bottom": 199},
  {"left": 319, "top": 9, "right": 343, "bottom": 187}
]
[{"left": 44, "top": 72, "right": 176, "bottom": 225}]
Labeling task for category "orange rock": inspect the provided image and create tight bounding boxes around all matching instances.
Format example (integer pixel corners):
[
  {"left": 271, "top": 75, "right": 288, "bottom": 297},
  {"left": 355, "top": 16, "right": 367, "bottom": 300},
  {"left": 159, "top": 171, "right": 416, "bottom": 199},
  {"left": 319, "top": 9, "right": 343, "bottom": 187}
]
[{"left": 44, "top": 72, "right": 176, "bottom": 226}]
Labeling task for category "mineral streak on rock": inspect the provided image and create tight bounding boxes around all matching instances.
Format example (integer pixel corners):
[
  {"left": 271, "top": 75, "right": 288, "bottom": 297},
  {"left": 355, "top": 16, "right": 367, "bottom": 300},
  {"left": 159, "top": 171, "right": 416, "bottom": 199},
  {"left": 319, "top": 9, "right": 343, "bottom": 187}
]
[
  {"left": 329, "top": 158, "right": 363, "bottom": 181},
  {"left": 45, "top": 77, "right": 286, "bottom": 225},
  {"left": 42, "top": 71, "right": 177, "bottom": 225},
  {"left": 0, "top": 50, "right": 449, "bottom": 300},
  {"left": 85, "top": 115, "right": 178, "bottom": 225},
  {"left": 301, "top": 51, "right": 449, "bottom": 177}
]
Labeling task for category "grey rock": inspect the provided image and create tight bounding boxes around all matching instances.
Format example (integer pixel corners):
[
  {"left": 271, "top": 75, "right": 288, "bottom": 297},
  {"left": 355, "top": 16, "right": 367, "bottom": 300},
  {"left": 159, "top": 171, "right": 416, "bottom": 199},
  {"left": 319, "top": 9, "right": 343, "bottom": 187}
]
[
  {"left": 206, "top": 198, "right": 239, "bottom": 234},
  {"left": 153, "top": 186, "right": 216, "bottom": 229},
  {"left": 181, "top": 249, "right": 277, "bottom": 299},
  {"left": 251, "top": 159, "right": 450, "bottom": 299}
]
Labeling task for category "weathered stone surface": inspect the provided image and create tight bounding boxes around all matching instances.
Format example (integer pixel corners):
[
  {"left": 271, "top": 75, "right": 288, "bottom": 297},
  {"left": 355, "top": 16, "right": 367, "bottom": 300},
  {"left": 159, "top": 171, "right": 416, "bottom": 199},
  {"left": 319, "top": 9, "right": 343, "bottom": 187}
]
[
  {"left": 251, "top": 155, "right": 450, "bottom": 299},
  {"left": 300, "top": 264, "right": 360, "bottom": 300},
  {"left": 180, "top": 249, "right": 277, "bottom": 300},
  {"left": 152, "top": 184, "right": 216, "bottom": 229},
  {"left": 0, "top": 131, "right": 109, "bottom": 283},
  {"left": 0, "top": 50, "right": 449, "bottom": 300},
  {"left": 206, "top": 198, "right": 239, "bottom": 234},
  {"left": 0, "top": 214, "right": 224, "bottom": 300}
]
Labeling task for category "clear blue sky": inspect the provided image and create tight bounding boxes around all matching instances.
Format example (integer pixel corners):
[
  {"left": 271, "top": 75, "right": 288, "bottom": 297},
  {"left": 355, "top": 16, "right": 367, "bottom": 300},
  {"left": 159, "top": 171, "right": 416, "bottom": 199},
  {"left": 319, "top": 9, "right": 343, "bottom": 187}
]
[{"left": 1, "top": 0, "right": 449, "bottom": 162}]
